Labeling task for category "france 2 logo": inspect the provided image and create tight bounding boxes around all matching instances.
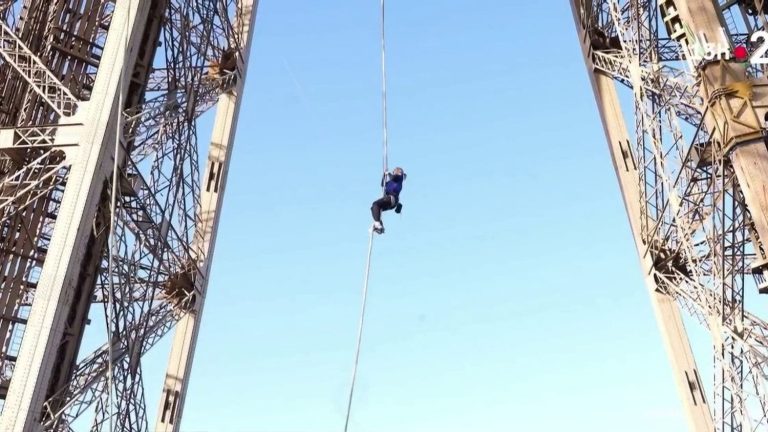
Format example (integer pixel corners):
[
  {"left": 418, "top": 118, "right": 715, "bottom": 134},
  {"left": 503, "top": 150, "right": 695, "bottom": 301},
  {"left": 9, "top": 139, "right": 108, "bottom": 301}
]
[
  {"left": 680, "top": 28, "right": 768, "bottom": 66},
  {"left": 748, "top": 31, "right": 768, "bottom": 65}
]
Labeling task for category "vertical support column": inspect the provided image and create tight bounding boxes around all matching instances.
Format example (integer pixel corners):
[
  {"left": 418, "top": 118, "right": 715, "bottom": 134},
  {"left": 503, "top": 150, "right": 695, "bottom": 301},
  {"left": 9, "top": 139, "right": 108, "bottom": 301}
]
[
  {"left": 0, "top": 1, "right": 151, "bottom": 431},
  {"left": 594, "top": 71, "right": 715, "bottom": 432},
  {"left": 155, "top": 2, "right": 258, "bottom": 431},
  {"left": 570, "top": 3, "right": 714, "bottom": 430},
  {"left": 592, "top": 71, "right": 714, "bottom": 432}
]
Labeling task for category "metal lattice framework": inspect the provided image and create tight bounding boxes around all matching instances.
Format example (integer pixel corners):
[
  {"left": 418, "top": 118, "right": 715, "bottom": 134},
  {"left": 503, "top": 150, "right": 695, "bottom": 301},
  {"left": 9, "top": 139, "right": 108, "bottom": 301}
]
[
  {"left": 0, "top": 0, "right": 257, "bottom": 431},
  {"left": 572, "top": 0, "right": 768, "bottom": 430}
]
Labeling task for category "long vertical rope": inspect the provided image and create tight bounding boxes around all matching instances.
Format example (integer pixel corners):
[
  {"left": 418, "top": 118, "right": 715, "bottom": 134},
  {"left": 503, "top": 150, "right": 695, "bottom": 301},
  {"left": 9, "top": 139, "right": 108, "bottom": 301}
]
[
  {"left": 344, "top": 2, "right": 388, "bottom": 430},
  {"left": 379, "top": 0, "right": 389, "bottom": 176},
  {"left": 343, "top": 230, "right": 375, "bottom": 432},
  {"left": 107, "top": 1, "right": 131, "bottom": 430}
]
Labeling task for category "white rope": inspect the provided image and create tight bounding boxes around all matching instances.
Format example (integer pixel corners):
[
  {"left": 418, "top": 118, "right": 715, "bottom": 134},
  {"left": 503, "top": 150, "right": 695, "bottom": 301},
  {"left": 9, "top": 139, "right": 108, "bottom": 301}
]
[
  {"left": 379, "top": 0, "right": 389, "bottom": 176},
  {"left": 343, "top": 2, "right": 389, "bottom": 430},
  {"left": 106, "top": 1, "right": 131, "bottom": 429},
  {"left": 343, "top": 229, "right": 375, "bottom": 432}
]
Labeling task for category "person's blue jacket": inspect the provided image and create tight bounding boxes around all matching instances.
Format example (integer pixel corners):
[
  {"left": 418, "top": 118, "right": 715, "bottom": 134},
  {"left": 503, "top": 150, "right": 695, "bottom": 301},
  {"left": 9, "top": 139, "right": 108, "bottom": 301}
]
[{"left": 382, "top": 173, "right": 404, "bottom": 199}]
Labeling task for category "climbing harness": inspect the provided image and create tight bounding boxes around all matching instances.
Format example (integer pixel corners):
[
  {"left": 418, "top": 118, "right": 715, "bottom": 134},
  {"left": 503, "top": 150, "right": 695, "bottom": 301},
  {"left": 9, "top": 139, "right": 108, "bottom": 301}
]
[{"left": 343, "top": 1, "right": 390, "bottom": 430}]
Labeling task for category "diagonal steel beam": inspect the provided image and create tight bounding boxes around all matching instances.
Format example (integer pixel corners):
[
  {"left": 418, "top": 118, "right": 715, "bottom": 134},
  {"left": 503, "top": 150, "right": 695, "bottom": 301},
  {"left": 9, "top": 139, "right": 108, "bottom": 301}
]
[{"left": 0, "top": 21, "right": 79, "bottom": 117}]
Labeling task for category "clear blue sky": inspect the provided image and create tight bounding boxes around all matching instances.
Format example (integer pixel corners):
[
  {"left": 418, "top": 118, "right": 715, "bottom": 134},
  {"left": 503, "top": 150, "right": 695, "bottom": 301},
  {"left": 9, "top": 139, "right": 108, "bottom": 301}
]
[{"left": 155, "top": 1, "right": 688, "bottom": 430}]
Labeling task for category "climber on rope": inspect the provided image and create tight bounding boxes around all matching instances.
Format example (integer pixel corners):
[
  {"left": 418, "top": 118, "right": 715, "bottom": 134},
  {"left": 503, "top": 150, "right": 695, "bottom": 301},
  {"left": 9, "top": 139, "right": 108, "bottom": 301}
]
[{"left": 370, "top": 167, "right": 406, "bottom": 234}]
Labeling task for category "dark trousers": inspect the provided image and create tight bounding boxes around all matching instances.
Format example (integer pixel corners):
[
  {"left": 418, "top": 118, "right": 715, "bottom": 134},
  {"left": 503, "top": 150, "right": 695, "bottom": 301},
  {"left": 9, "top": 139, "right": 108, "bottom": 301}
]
[{"left": 371, "top": 195, "right": 396, "bottom": 223}]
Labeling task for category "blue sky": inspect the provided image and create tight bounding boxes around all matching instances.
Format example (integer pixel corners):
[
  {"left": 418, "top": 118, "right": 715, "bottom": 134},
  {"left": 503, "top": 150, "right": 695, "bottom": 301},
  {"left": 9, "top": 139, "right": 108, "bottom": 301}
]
[{"left": 170, "top": 1, "right": 688, "bottom": 430}]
